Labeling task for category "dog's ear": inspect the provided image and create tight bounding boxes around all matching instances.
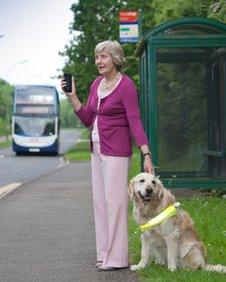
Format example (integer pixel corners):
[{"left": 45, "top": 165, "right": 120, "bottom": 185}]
[{"left": 128, "top": 176, "right": 136, "bottom": 200}]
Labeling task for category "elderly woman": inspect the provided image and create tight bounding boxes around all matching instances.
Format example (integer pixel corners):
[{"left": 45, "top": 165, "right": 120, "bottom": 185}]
[{"left": 61, "top": 40, "right": 154, "bottom": 270}]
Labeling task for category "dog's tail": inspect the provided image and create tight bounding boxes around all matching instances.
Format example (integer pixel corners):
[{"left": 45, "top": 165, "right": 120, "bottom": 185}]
[{"left": 204, "top": 264, "right": 226, "bottom": 273}]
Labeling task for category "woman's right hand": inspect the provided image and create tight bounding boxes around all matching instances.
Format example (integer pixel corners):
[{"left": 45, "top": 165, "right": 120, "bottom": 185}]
[
  {"left": 61, "top": 77, "right": 77, "bottom": 100},
  {"left": 61, "top": 77, "right": 82, "bottom": 112}
]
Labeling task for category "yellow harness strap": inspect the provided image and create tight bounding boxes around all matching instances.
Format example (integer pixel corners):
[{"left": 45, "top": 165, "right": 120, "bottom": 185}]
[{"left": 140, "top": 202, "right": 181, "bottom": 232}]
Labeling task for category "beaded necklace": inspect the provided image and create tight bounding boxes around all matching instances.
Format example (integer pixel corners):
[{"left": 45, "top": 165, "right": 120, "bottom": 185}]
[{"left": 99, "top": 72, "right": 121, "bottom": 92}]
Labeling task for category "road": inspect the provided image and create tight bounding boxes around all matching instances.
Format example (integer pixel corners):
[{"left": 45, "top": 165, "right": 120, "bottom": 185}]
[{"left": 0, "top": 129, "right": 81, "bottom": 190}]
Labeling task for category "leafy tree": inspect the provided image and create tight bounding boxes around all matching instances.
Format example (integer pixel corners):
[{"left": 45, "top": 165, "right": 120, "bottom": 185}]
[
  {"left": 208, "top": 1, "right": 226, "bottom": 22},
  {"left": 0, "top": 79, "right": 13, "bottom": 137},
  {"left": 152, "top": 0, "right": 226, "bottom": 24}
]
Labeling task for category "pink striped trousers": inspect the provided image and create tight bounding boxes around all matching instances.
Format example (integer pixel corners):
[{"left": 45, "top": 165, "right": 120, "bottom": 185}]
[{"left": 91, "top": 142, "right": 130, "bottom": 268}]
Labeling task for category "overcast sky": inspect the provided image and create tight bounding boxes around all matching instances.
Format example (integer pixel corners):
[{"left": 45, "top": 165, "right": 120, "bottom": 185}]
[{"left": 0, "top": 0, "right": 76, "bottom": 93}]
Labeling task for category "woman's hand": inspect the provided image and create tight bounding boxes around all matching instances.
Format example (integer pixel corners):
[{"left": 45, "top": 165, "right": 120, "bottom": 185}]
[
  {"left": 60, "top": 77, "right": 82, "bottom": 112},
  {"left": 143, "top": 155, "right": 155, "bottom": 174},
  {"left": 140, "top": 144, "right": 155, "bottom": 174},
  {"left": 61, "top": 77, "right": 77, "bottom": 99}
]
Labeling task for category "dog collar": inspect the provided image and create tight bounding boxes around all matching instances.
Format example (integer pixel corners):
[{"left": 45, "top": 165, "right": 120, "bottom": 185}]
[{"left": 139, "top": 202, "right": 181, "bottom": 232}]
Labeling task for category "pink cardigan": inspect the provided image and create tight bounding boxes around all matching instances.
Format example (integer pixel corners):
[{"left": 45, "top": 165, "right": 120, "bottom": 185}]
[{"left": 75, "top": 74, "right": 149, "bottom": 156}]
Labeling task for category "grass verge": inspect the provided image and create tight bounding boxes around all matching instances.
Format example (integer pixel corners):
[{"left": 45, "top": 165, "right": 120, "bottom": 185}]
[
  {"left": 0, "top": 140, "right": 11, "bottom": 149},
  {"left": 65, "top": 129, "right": 90, "bottom": 162}
]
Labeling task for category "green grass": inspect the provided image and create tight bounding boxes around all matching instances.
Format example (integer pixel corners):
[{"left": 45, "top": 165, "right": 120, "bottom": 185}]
[
  {"left": 65, "top": 129, "right": 90, "bottom": 161},
  {"left": 0, "top": 139, "right": 11, "bottom": 149},
  {"left": 66, "top": 139, "right": 90, "bottom": 161},
  {"left": 129, "top": 145, "right": 141, "bottom": 179}
]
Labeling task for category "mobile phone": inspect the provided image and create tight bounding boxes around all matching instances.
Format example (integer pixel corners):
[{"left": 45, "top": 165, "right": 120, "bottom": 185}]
[{"left": 63, "top": 73, "right": 72, "bottom": 92}]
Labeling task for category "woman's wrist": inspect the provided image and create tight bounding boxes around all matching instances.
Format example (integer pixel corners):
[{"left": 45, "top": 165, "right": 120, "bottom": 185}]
[
  {"left": 69, "top": 95, "right": 82, "bottom": 112},
  {"left": 68, "top": 93, "right": 77, "bottom": 100},
  {"left": 143, "top": 152, "right": 152, "bottom": 158},
  {"left": 140, "top": 145, "right": 152, "bottom": 159}
]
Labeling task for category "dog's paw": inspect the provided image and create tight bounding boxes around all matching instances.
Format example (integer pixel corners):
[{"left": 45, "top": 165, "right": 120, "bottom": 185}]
[
  {"left": 130, "top": 264, "right": 145, "bottom": 271},
  {"left": 130, "top": 264, "right": 139, "bottom": 271},
  {"left": 130, "top": 262, "right": 147, "bottom": 271}
]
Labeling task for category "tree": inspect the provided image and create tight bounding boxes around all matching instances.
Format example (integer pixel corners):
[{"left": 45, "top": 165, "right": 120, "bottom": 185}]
[
  {"left": 208, "top": 1, "right": 226, "bottom": 22},
  {"left": 152, "top": 0, "right": 226, "bottom": 24},
  {"left": 0, "top": 79, "right": 13, "bottom": 137}
]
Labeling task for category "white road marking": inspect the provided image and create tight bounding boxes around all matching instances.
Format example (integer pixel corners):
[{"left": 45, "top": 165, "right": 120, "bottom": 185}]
[
  {"left": 0, "top": 155, "right": 4, "bottom": 158},
  {"left": 0, "top": 183, "right": 22, "bottom": 199},
  {"left": 56, "top": 157, "right": 69, "bottom": 169}
]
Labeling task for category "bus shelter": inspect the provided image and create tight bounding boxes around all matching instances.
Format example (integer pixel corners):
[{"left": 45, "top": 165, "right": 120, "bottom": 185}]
[{"left": 138, "top": 17, "right": 226, "bottom": 188}]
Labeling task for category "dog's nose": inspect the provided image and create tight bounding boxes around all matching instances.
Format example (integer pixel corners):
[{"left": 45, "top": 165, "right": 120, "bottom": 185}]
[{"left": 146, "top": 186, "right": 153, "bottom": 195}]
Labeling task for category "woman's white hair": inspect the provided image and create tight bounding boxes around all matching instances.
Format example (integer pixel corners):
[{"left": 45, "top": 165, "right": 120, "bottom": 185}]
[{"left": 95, "top": 40, "right": 125, "bottom": 70}]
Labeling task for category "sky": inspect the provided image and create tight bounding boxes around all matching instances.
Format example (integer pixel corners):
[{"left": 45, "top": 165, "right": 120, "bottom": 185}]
[{"left": 0, "top": 0, "right": 76, "bottom": 94}]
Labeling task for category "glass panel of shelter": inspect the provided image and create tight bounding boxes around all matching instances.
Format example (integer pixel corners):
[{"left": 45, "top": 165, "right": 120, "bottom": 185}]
[{"left": 156, "top": 46, "right": 226, "bottom": 179}]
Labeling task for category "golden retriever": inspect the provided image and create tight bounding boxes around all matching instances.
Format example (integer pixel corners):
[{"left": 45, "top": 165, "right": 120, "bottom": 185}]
[{"left": 129, "top": 172, "right": 226, "bottom": 273}]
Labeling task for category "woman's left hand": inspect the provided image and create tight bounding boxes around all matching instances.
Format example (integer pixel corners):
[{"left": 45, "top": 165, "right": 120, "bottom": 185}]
[{"left": 143, "top": 155, "right": 155, "bottom": 174}]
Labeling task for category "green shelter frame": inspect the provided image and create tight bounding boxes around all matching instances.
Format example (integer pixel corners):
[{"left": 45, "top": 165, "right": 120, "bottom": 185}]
[{"left": 138, "top": 17, "right": 226, "bottom": 189}]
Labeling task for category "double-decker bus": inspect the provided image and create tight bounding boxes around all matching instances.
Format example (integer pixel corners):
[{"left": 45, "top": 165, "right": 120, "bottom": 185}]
[{"left": 12, "top": 85, "right": 60, "bottom": 155}]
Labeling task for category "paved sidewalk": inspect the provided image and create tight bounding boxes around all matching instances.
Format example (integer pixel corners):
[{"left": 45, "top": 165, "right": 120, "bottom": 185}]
[{"left": 0, "top": 162, "right": 138, "bottom": 282}]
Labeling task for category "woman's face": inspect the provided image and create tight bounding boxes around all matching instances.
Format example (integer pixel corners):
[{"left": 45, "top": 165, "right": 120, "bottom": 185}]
[{"left": 95, "top": 50, "right": 116, "bottom": 76}]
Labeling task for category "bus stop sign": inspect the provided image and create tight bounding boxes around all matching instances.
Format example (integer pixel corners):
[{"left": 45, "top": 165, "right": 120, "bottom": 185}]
[{"left": 119, "top": 11, "right": 139, "bottom": 43}]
